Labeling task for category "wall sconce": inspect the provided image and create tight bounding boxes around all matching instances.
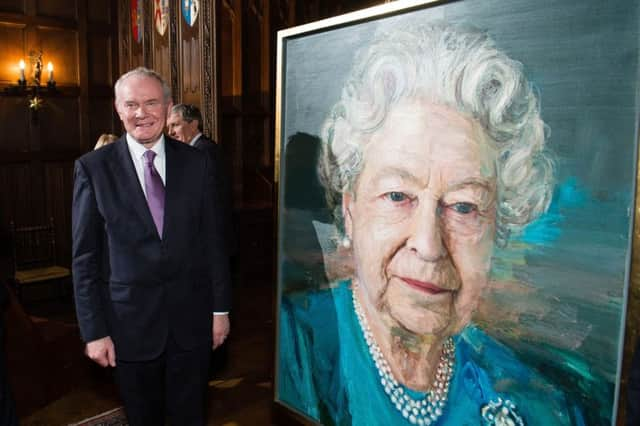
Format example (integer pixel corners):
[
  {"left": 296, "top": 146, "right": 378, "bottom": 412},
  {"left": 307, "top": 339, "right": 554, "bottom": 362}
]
[{"left": 5, "top": 50, "right": 57, "bottom": 116}]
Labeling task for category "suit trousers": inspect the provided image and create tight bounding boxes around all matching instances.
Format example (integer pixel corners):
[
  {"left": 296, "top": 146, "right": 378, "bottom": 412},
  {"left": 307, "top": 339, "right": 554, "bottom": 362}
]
[{"left": 115, "top": 335, "right": 211, "bottom": 426}]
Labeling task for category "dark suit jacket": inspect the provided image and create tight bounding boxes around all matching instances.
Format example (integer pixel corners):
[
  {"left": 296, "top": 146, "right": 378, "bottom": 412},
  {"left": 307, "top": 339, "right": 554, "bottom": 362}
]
[
  {"left": 193, "top": 135, "right": 236, "bottom": 256},
  {"left": 72, "top": 135, "right": 231, "bottom": 361}
]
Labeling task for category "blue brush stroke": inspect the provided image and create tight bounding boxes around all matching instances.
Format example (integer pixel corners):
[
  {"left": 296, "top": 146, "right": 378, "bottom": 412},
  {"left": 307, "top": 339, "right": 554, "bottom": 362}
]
[{"left": 518, "top": 176, "right": 631, "bottom": 248}]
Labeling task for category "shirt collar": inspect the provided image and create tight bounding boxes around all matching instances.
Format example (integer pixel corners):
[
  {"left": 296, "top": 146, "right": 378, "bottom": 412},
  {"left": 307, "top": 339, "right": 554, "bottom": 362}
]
[
  {"left": 189, "top": 132, "right": 203, "bottom": 146},
  {"left": 126, "top": 133, "right": 165, "bottom": 160}
]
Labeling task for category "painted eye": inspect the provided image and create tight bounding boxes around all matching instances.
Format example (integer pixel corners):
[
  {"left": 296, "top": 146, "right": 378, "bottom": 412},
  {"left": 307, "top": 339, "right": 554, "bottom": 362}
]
[
  {"left": 449, "top": 202, "right": 477, "bottom": 214},
  {"left": 387, "top": 192, "right": 408, "bottom": 202}
]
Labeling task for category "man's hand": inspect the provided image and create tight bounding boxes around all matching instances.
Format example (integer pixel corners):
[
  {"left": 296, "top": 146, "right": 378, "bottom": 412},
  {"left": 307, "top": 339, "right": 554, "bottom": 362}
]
[
  {"left": 85, "top": 336, "right": 116, "bottom": 367},
  {"left": 212, "top": 314, "right": 230, "bottom": 350}
]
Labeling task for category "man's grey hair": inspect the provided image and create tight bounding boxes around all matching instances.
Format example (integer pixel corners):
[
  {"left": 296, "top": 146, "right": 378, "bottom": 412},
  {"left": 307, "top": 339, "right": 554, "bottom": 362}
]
[
  {"left": 171, "top": 104, "right": 203, "bottom": 132},
  {"left": 114, "top": 67, "right": 172, "bottom": 103},
  {"left": 317, "top": 22, "right": 554, "bottom": 244}
]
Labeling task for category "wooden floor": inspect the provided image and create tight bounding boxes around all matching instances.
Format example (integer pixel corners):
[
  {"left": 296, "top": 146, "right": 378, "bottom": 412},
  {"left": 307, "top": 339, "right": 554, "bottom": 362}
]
[{"left": 6, "top": 247, "right": 277, "bottom": 425}]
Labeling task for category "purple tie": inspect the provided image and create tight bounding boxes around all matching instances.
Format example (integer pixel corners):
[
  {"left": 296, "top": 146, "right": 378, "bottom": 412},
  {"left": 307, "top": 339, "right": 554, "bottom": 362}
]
[{"left": 143, "top": 150, "right": 165, "bottom": 237}]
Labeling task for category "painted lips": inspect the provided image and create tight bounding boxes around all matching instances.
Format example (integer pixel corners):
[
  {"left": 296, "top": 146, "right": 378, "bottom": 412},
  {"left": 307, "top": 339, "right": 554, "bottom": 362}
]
[{"left": 401, "top": 277, "right": 450, "bottom": 294}]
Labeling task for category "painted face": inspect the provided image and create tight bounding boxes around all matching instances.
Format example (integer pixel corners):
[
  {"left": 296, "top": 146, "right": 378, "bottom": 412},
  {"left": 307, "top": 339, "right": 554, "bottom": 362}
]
[
  {"left": 344, "top": 100, "right": 497, "bottom": 338},
  {"left": 167, "top": 111, "right": 199, "bottom": 143},
  {"left": 115, "top": 75, "right": 172, "bottom": 146}
]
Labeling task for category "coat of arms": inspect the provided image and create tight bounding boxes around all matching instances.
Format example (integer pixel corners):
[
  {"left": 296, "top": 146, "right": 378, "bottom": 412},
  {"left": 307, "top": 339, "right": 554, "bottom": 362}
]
[
  {"left": 131, "top": 0, "right": 143, "bottom": 43},
  {"left": 182, "top": 0, "right": 199, "bottom": 27},
  {"left": 154, "top": 0, "right": 169, "bottom": 36}
]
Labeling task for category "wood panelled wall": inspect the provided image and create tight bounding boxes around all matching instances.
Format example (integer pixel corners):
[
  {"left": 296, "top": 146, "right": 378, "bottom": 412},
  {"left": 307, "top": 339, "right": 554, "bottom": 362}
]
[{"left": 0, "top": 0, "right": 119, "bottom": 276}]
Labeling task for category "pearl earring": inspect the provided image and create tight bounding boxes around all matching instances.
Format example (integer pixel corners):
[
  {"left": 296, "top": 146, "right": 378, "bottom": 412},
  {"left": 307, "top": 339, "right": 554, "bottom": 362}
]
[{"left": 342, "top": 236, "right": 352, "bottom": 249}]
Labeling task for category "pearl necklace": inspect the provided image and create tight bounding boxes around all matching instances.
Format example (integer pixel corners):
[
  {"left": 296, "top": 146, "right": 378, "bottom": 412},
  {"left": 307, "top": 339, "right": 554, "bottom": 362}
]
[{"left": 352, "top": 290, "right": 455, "bottom": 426}]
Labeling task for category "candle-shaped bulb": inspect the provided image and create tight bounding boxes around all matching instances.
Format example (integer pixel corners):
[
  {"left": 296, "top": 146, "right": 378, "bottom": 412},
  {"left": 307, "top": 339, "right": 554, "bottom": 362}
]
[
  {"left": 18, "top": 59, "right": 25, "bottom": 83},
  {"left": 47, "top": 61, "right": 54, "bottom": 83}
]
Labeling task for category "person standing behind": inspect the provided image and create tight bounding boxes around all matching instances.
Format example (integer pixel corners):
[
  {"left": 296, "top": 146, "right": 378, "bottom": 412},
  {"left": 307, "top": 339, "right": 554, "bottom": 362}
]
[
  {"left": 93, "top": 133, "right": 118, "bottom": 150},
  {"left": 167, "top": 104, "right": 236, "bottom": 379},
  {"left": 72, "top": 67, "right": 231, "bottom": 426},
  {"left": 167, "top": 104, "right": 236, "bottom": 257}
]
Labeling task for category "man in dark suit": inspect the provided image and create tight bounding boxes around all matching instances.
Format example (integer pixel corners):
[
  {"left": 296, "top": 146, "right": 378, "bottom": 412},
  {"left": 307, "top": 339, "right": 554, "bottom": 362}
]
[
  {"left": 166, "top": 104, "right": 236, "bottom": 379},
  {"left": 72, "top": 67, "right": 231, "bottom": 426}
]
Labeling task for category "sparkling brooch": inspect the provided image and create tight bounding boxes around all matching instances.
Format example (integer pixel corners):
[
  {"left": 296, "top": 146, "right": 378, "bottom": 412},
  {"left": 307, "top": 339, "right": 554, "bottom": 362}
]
[{"left": 481, "top": 398, "right": 524, "bottom": 426}]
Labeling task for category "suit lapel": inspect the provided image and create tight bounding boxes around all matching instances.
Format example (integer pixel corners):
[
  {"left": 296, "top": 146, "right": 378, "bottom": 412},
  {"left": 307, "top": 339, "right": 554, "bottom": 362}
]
[
  {"left": 193, "top": 135, "right": 204, "bottom": 149},
  {"left": 162, "top": 137, "right": 185, "bottom": 244},
  {"left": 110, "top": 137, "right": 159, "bottom": 238}
]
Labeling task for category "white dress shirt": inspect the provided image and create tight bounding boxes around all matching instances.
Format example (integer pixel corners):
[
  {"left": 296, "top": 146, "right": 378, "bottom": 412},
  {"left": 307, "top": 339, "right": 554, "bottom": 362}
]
[{"left": 125, "top": 133, "right": 166, "bottom": 199}]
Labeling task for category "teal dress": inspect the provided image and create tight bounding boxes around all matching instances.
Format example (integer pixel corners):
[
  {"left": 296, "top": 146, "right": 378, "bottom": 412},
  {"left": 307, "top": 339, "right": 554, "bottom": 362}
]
[{"left": 278, "top": 280, "right": 585, "bottom": 426}]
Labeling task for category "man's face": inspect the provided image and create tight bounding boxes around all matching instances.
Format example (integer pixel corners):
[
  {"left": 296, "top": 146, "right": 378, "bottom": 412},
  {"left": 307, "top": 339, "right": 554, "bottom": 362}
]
[
  {"left": 114, "top": 75, "right": 172, "bottom": 146},
  {"left": 167, "top": 112, "right": 199, "bottom": 144}
]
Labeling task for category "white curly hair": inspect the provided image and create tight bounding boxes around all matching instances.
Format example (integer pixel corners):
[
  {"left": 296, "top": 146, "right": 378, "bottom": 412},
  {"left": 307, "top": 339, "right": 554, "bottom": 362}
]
[{"left": 317, "top": 22, "right": 554, "bottom": 245}]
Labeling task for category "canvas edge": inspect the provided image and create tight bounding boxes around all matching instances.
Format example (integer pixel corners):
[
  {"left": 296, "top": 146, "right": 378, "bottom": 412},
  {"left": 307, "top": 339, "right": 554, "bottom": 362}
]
[
  {"left": 271, "top": 1, "right": 640, "bottom": 425},
  {"left": 618, "top": 72, "right": 640, "bottom": 425}
]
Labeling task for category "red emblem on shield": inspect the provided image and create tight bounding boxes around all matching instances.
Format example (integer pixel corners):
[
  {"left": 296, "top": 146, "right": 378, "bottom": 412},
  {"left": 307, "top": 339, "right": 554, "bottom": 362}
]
[{"left": 131, "top": 0, "right": 143, "bottom": 43}]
